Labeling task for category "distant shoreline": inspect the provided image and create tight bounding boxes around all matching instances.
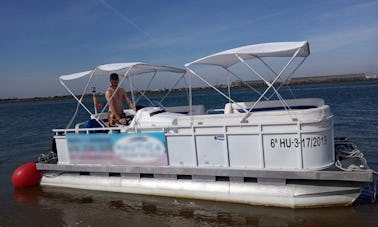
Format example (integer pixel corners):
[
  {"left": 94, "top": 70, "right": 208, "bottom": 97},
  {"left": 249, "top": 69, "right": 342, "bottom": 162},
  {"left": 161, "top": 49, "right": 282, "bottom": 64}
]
[
  {"left": 0, "top": 95, "right": 76, "bottom": 104},
  {"left": 1, "top": 73, "right": 377, "bottom": 104}
]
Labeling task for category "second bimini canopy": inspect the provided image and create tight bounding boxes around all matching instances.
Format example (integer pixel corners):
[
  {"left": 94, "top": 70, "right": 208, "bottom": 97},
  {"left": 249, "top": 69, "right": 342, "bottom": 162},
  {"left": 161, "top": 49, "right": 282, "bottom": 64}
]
[
  {"left": 185, "top": 41, "right": 311, "bottom": 123},
  {"left": 59, "top": 62, "right": 186, "bottom": 128},
  {"left": 185, "top": 41, "right": 309, "bottom": 68}
]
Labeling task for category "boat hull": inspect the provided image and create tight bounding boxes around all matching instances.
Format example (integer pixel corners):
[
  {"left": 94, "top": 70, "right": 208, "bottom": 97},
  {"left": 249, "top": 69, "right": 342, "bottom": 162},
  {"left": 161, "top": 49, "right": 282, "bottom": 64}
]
[
  {"left": 40, "top": 173, "right": 363, "bottom": 208},
  {"left": 38, "top": 163, "right": 371, "bottom": 208}
]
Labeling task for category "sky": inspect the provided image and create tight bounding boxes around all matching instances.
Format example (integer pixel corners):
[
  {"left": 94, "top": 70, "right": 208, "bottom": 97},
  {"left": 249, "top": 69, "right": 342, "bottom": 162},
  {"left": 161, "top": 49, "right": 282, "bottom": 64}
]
[{"left": 0, "top": 0, "right": 377, "bottom": 98}]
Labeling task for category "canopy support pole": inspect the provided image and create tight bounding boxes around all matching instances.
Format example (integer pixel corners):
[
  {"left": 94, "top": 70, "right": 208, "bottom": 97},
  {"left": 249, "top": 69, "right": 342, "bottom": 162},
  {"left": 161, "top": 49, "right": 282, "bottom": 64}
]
[
  {"left": 239, "top": 48, "right": 302, "bottom": 123},
  {"left": 266, "top": 56, "right": 307, "bottom": 100},
  {"left": 61, "top": 71, "right": 101, "bottom": 129},
  {"left": 134, "top": 70, "right": 158, "bottom": 104},
  {"left": 186, "top": 67, "right": 240, "bottom": 105},
  {"left": 224, "top": 68, "right": 266, "bottom": 99},
  {"left": 159, "top": 72, "right": 186, "bottom": 104}
]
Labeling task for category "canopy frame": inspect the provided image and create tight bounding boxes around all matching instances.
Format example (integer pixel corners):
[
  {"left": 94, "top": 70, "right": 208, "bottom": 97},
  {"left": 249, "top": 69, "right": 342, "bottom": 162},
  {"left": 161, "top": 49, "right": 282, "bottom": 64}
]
[
  {"left": 59, "top": 63, "right": 186, "bottom": 128},
  {"left": 185, "top": 41, "right": 310, "bottom": 123}
]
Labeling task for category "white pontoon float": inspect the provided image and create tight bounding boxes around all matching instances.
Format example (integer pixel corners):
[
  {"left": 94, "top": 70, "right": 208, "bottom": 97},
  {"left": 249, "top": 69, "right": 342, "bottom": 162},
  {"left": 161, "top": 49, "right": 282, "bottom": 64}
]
[{"left": 37, "top": 42, "right": 374, "bottom": 208}]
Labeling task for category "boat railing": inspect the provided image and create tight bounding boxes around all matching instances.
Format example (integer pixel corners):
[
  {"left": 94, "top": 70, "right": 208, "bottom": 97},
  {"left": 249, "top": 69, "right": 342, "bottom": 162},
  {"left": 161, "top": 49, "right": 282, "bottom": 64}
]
[{"left": 53, "top": 127, "right": 122, "bottom": 135}]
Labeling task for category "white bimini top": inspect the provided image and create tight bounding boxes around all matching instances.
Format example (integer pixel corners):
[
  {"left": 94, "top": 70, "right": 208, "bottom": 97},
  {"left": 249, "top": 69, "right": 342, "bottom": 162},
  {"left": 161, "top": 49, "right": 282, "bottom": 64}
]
[{"left": 185, "top": 41, "right": 309, "bottom": 68}]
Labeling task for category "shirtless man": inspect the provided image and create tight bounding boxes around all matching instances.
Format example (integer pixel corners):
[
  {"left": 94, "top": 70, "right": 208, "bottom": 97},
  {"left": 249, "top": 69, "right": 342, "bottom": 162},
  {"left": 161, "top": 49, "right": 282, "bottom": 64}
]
[{"left": 105, "top": 73, "right": 135, "bottom": 126}]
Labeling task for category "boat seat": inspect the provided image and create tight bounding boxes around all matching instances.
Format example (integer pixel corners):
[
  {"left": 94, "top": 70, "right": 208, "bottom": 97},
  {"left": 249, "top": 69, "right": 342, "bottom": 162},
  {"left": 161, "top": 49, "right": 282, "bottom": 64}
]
[
  {"left": 224, "top": 98, "right": 325, "bottom": 114},
  {"left": 129, "top": 107, "right": 185, "bottom": 127}
]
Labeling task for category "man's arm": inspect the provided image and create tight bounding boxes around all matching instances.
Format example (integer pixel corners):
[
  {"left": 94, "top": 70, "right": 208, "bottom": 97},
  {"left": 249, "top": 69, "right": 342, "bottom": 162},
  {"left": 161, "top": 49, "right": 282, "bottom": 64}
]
[{"left": 123, "top": 91, "right": 135, "bottom": 110}]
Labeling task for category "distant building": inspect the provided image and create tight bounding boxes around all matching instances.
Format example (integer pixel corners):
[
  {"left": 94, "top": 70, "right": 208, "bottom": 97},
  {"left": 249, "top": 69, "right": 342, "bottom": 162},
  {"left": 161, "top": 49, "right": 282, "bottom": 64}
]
[{"left": 366, "top": 74, "right": 377, "bottom": 79}]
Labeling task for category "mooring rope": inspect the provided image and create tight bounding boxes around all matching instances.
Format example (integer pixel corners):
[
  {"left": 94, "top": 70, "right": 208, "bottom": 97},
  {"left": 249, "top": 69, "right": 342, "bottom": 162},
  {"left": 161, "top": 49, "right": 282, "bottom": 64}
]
[{"left": 334, "top": 137, "right": 377, "bottom": 203}]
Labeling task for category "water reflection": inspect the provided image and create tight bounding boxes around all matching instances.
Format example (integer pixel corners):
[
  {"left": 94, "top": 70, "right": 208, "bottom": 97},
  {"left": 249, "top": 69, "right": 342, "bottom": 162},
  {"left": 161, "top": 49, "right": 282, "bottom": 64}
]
[
  {"left": 13, "top": 186, "right": 42, "bottom": 203},
  {"left": 12, "top": 186, "right": 377, "bottom": 226}
]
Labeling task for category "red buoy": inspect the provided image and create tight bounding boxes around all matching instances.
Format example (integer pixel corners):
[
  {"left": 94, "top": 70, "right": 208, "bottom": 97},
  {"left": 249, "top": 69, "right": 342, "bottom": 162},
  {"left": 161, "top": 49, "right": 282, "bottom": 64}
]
[{"left": 12, "top": 162, "right": 42, "bottom": 188}]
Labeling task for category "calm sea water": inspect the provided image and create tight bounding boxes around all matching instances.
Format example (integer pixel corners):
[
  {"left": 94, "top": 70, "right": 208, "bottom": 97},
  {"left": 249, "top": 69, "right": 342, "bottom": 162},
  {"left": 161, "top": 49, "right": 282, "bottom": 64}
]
[{"left": 0, "top": 82, "right": 377, "bottom": 226}]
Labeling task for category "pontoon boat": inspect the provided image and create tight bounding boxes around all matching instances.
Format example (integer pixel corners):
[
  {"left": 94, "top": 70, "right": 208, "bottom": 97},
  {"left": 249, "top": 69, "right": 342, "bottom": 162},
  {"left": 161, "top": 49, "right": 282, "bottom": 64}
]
[{"left": 36, "top": 42, "right": 374, "bottom": 208}]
